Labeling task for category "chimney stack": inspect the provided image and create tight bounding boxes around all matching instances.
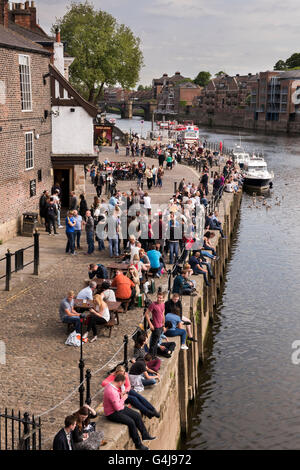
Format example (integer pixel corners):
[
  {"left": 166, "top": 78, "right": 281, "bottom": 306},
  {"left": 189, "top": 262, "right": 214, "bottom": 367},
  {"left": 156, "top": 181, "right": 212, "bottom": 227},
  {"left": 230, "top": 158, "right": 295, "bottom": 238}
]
[
  {"left": 0, "top": 0, "right": 9, "bottom": 28},
  {"left": 55, "top": 27, "right": 61, "bottom": 43}
]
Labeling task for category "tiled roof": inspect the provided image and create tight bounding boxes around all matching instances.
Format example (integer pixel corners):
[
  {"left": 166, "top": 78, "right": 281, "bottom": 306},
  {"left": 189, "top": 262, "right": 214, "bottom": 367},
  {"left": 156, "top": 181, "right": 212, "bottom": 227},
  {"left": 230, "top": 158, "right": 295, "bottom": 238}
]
[
  {"left": 0, "top": 24, "right": 50, "bottom": 55},
  {"left": 8, "top": 21, "right": 54, "bottom": 44},
  {"left": 279, "top": 70, "right": 300, "bottom": 79}
]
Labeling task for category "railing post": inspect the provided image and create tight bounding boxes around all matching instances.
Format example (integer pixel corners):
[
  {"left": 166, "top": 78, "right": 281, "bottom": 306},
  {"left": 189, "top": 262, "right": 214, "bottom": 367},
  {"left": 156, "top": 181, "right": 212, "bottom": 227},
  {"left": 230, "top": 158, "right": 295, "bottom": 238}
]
[
  {"left": 174, "top": 182, "right": 177, "bottom": 193},
  {"left": 5, "top": 250, "right": 12, "bottom": 292},
  {"left": 85, "top": 369, "right": 92, "bottom": 406},
  {"left": 33, "top": 230, "right": 39, "bottom": 276},
  {"left": 167, "top": 269, "right": 172, "bottom": 300},
  {"left": 123, "top": 335, "right": 129, "bottom": 372},
  {"left": 23, "top": 412, "right": 30, "bottom": 450},
  {"left": 79, "top": 315, "right": 85, "bottom": 407}
]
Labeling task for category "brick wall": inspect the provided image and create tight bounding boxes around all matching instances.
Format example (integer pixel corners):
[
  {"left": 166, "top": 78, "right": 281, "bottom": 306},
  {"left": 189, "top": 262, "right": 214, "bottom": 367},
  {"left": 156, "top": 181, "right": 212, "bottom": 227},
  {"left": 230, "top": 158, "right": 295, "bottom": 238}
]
[{"left": 0, "top": 47, "right": 52, "bottom": 242}]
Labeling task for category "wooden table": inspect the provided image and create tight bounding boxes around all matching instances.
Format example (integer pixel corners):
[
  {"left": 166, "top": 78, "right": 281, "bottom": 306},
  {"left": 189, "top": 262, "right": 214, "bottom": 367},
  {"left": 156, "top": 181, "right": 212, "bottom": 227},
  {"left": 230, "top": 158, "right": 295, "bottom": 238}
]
[
  {"left": 74, "top": 299, "right": 121, "bottom": 324},
  {"left": 106, "top": 262, "right": 130, "bottom": 278},
  {"left": 94, "top": 278, "right": 117, "bottom": 290}
]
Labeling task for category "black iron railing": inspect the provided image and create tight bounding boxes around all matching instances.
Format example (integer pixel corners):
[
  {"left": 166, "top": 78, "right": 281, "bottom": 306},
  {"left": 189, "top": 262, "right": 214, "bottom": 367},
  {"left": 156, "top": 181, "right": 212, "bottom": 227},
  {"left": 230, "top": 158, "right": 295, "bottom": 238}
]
[
  {"left": 0, "top": 231, "right": 39, "bottom": 291},
  {"left": 0, "top": 409, "right": 42, "bottom": 450}
]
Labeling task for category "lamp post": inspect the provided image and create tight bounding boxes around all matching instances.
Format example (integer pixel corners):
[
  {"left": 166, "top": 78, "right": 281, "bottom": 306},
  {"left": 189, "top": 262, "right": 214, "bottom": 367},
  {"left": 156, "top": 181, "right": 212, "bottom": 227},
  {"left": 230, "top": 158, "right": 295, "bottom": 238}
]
[{"left": 79, "top": 314, "right": 85, "bottom": 407}]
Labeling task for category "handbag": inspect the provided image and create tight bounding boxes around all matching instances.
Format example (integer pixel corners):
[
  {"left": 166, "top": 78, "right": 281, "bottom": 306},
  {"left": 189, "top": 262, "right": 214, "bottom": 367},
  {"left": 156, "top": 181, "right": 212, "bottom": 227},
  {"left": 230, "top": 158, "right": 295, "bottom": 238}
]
[{"left": 65, "top": 331, "right": 81, "bottom": 347}]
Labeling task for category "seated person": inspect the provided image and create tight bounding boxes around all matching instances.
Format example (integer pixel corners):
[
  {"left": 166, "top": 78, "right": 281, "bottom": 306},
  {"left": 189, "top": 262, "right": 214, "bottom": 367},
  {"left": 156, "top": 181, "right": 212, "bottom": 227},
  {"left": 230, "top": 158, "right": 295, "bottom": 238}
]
[
  {"left": 88, "top": 263, "right": 108, "bottom": 280},
  {"left": 128, "top": 355, "right": 160, "bottom": 392},
  {"left": 72, "top": 405, "right": 104, "bottom": 450},
  {"left": 147, "top": 244, "right": 163, "bottom": 277},
  {"left": 101, "top": 365, "right": 160, "bottom": 419},
  {"left": 103, "top": 374, "right": 154, "bottom": 450},
  {"left": 157, "top": 328, "right": 176, "bottom": 358},
  {"left": 165, "top": 293, "right": 196, "bottom": 341},
  {"left": 203, "top": 231, "right": 217, "bottom": 257},
  {"left": 131, "top": 334, "right": 161, "bottom": 372},
  {"left": 126, "top": 264, "right": 140, "bottom": 297},
  {"left": 76, "top": 281, "right": 97, "bottom": 300},
  {"left": 83, "top": 294, "right": 110, "bottom": 343},
  {"left": 59, "top": 291, "right": 81, "bottom": 333},
  {"left": 98, "top": 280, "right": 116, "bottom": 302},
  {"left": 207, "top": 211, "right": 226, "bottom": 239},
  {"left": 164, "top": 313, "right": 188, "bottom": 350},
  {"left": 172, "top": 270, "right": 197, "bottom": 296},
  {"left": 111, "top": 269, "right": 135, "bottom": 309},
  {"left": 53, "top": 415, "right": 77, "bottom": 450},
  {"left": 188, "top": 253, "right": 211, "bottom": 287},
  {"left": 139, "top": 248, "right": 151, "bottom": 272}
]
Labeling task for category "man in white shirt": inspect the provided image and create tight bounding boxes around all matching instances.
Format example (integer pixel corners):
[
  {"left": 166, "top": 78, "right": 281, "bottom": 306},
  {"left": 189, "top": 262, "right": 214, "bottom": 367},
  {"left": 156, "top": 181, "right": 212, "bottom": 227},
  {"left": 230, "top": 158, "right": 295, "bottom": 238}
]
[{"left": 76, "top": 281, "right": 97, "bottom": 300}]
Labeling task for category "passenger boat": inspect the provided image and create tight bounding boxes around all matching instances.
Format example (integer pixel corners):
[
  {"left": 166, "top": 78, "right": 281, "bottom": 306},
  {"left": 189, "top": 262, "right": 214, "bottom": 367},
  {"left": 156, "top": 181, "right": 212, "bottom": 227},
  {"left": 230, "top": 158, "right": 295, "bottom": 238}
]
[
  {"left": 232, "top": 144, "right": 251, "bottom": 169},
  {"left": 242, "top": 158, "right": 274, "bottom": 189}
]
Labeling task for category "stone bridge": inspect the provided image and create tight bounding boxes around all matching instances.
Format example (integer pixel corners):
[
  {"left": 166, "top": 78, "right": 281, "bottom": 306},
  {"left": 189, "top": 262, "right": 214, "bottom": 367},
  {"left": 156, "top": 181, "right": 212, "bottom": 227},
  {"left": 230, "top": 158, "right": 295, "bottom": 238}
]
[{"left": 100, "top": 99, "right": 157, "bottom": 121}]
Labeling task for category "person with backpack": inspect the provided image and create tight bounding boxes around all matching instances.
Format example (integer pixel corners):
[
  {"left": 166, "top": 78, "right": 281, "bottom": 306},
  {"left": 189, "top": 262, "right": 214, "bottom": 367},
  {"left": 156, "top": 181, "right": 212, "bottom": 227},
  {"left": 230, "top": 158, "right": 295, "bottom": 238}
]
[{"left": 46, "top": 197, "right": 58, "bottom": 235}]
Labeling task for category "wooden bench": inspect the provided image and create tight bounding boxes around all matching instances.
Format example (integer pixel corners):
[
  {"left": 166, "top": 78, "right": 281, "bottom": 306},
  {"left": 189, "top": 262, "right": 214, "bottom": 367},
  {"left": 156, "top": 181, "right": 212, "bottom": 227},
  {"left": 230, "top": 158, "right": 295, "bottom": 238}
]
[{"left": 96, "top": 313, "right": 119, "bottom": 338}]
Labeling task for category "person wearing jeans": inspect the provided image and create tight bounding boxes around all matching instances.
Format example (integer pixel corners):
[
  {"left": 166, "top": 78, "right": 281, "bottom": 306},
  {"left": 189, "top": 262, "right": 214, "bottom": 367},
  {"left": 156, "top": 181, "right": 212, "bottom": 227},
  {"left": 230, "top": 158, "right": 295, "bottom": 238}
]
[
  {"left": 73, "top": 210, "right": 82, "bottom": 250},
  {"left": 65, "top": 211, "right": 76, "bottom": 254},
  {"left": 164, "top": 314, "right": 188, "bottom": 350},
  {"left": 84, "top": 210, "right": 94, "bottom": 255},
  {"left": 145, "top": 292, "right": 166, "bottom": 358},
  {"left": 59, "top": 291, "right": 81, "bottom": 333},
  {"left": 108, "top": 236, "right": 119, "bottom": 257},
  {"left": 103, "top": 375, "right": 154, "bottom": 450}
]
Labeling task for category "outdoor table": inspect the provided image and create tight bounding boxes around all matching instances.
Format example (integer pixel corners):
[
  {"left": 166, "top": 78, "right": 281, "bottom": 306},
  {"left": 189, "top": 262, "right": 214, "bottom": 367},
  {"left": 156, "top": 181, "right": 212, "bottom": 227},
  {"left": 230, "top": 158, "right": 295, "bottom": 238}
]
[
  {"left": 74, "top": 299, "right": 121, "bottom": 324},
  {"left": 106, "top": 262, "right": 130, "bottom": 278}
]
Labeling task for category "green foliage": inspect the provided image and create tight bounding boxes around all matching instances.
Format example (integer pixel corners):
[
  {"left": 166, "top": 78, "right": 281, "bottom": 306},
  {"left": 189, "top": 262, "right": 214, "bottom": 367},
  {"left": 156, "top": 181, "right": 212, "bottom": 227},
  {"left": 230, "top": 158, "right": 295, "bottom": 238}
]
[
  {"left": 215, "top": 71, "right": 226, "bottom": 77},
  {"left": 194, "top": 71, "right": 211, "bottom": 87},
  {"left": 274, "top": 54, "right": 300, "bottom": 71},
  {"left": 274, "top": 60, "right": 287, "bottom": 71},
  {"left": 53, "top": 1, "right": 143, "bottom": 104},
  {"left": 176, "top": 78, "right": 193, "bottom": 86},
  {"left": 179, "top": 100, "right": 187, "bottom": 107},
  {"left": 137, "top": 84, "right": 152, "bottom": 91},
  {"left": 285, "top": 53, "right": 300, "bottom": 69}
]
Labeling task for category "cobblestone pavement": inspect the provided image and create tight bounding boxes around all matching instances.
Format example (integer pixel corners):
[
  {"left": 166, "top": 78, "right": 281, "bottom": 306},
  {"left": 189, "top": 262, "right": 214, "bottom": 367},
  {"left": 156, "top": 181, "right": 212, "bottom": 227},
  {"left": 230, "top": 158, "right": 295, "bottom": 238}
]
[{"left": 0, "top": 146, "right": 217, "bottom": 449}]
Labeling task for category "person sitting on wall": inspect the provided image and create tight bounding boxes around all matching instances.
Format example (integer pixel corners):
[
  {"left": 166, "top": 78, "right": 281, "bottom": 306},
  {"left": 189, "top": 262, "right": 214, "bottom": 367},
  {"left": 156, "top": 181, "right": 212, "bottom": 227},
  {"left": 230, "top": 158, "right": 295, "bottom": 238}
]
[
  {"left": 53, "top": 415, "right": 77, "bottom": 450},
  {"left": 172, "top": 270, "right": 198, "bottom": 295},
  {"left": 103, "top": 374, "right": 155, "bottom": 450},
  {"left": 164, "top": 311, "right": 189, "bottom": 350}
]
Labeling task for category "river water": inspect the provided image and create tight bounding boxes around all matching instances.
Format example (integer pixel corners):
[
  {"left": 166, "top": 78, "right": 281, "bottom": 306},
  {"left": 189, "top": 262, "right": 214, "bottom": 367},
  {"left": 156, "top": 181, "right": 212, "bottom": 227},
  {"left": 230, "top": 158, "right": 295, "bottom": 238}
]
[{"left": 111, "top": 114, "right": 300, "bottom": 449}]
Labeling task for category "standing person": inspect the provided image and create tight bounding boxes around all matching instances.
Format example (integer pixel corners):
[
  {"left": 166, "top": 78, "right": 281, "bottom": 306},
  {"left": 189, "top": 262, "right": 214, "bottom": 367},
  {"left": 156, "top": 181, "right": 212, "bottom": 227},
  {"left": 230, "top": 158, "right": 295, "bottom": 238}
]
[
  {"left": 145, "top": 167, "right": 153, "bottom": 190},
  {"left": 115, "top": 141, "right": 119, "bottom": 154},
  {"left": 73, "top": 210, "right": 83, "bottom": 250},
  {"left": 65, "top": 211, "right": 76, "bottom": 255},
  {"left": 79, "top": 194, "right": 88, "bottom": 220},
  {"left": 151, "top": 165, "right": 157, "bottom": 187},
  {"left": 52, "top": 189, "right": 63, "bottom": 229},
  {"left": 69, "top": 191, "right": 78, "bottom": 211},
  {"left": 158, "top": 151, "right": 165, "bottom": 168},
  {"left": 200, "top": 169, "right": 209, "bottom": 196},
  {"left": 145, "top": 291, "right": 166, "bottom": 358},
  {"left": 157, "top": 166, "right": 164, "bottom": 188},
  {"left": 143, "top": 192, "right": 151, "bottom": 216},
  {"left": 39, "top": 190, "right": 49, "bottom": 231},
  {"left": 46, "top": 197, "right": 58, "bottom": 235},
  {"left": 103, "top": 374, "right": 154, "bottom": 450},
  {"left": 53, "top": 415, "right": 77, "bottom": 450},
  {"left": 94, "top": 171, "right": 104, "bottom": 198},
  {"left": 83, "top": 210, "right": 95, "bottom": 255}
]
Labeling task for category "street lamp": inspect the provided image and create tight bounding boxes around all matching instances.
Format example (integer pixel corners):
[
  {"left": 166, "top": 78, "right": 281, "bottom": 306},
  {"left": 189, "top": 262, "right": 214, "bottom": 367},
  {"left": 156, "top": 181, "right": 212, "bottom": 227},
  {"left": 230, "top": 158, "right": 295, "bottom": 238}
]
[{"left": 79, "top": 314, "right": 85, "bottom": 407}]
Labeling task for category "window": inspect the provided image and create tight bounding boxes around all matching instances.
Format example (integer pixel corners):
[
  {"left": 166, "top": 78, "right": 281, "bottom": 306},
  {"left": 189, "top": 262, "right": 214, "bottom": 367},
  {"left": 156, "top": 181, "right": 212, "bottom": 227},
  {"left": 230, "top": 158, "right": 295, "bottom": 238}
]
[
  {"left": 19, "top": 55, "right": 32, "bottom": 111},
  {"left": 25, "top": 132, "right": 34, "bottom": 170}
]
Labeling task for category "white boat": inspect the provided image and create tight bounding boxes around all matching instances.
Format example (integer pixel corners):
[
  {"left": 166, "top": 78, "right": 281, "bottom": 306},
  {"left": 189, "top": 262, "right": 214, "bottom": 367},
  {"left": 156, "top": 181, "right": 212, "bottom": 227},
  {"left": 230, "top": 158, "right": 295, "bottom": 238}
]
[
  {"left": 232, "top": 144, "right": 251, "bottom": 169},
  {"left": 242, "top": 158, "right": 274, "bottom": 189}
]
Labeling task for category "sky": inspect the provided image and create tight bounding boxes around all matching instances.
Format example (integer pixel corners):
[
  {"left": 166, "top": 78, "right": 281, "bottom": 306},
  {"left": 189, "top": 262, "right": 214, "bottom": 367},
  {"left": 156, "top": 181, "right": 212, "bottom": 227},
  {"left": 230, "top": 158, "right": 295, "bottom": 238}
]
[{"left": 34, "top": 0, "right": 300, "bottom": 85}]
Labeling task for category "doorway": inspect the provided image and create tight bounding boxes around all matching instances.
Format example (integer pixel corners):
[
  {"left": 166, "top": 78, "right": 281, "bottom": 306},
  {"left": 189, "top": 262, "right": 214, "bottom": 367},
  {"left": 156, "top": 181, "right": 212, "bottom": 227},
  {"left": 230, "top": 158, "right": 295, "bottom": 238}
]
[{"left": 53, "top": 169, "right": 70, "bottom": 208}]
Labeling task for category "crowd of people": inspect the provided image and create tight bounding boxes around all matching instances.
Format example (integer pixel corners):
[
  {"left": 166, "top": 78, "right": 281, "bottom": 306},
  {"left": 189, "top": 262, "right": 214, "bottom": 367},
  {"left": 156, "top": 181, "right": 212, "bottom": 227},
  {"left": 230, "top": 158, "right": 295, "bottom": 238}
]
[{"left": 49, "top": 137, "right": 244, "bottom": 451}]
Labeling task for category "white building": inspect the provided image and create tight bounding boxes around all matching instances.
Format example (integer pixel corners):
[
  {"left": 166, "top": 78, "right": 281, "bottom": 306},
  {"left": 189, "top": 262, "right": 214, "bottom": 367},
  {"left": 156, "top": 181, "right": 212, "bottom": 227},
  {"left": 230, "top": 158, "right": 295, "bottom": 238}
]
[{"left": 49, "top": 36, "right": 98, "bottom": 206}]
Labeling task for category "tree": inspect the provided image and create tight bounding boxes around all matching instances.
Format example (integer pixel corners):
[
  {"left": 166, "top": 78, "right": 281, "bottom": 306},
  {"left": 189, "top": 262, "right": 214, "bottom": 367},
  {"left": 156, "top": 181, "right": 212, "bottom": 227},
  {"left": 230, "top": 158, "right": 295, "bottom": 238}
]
[
  {"left": 274, "top": 60, "right": 286, "bottom": 71},
  {"left": 285, "top": 53, "right": 300, "bottom": 69},
  {"left": 53, "top": 1, "right": 143, "bottom": 104},
  {"left": 194, "top": 71, "right": 211, "bottom": 87},
  {"left": 215, "top": 71, "right": 226, "bottom": 77}
]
